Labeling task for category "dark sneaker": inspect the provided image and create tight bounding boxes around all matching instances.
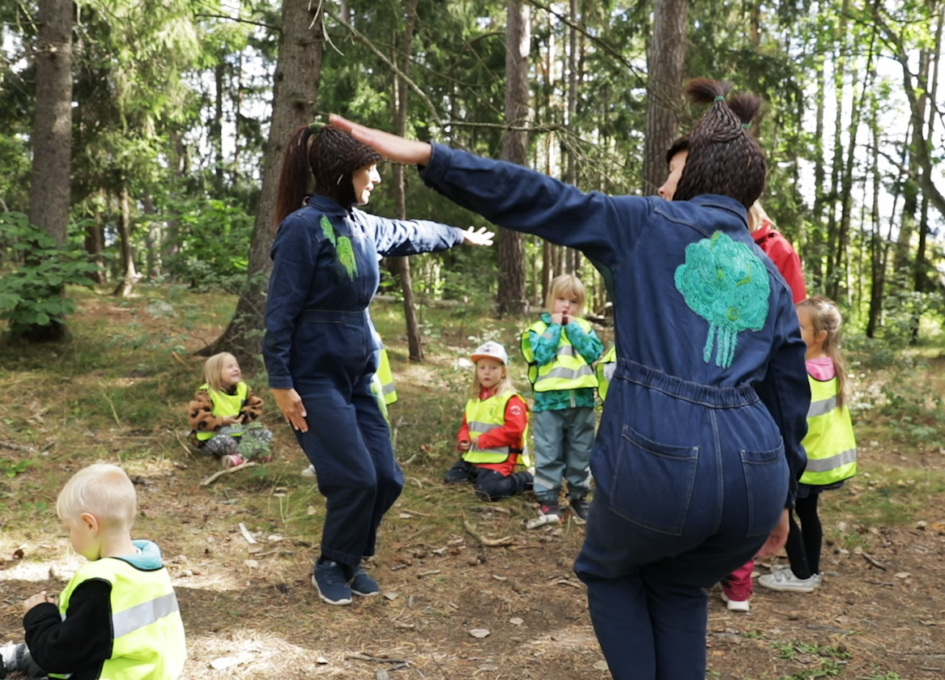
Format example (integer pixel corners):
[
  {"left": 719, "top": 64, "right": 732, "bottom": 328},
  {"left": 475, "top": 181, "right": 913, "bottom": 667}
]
[
  {"left": 312, "top": 560, "right": 353, "bottom": 605},
  {"left": 349, "top": 564, "right": 380, "bottom": 597},
  {"left": 570, "top": 497, "right": 590, "bottom": 524}
]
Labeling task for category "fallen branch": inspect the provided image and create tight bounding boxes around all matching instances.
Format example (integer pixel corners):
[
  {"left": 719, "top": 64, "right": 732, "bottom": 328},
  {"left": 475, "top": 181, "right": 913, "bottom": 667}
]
[
  {"left": 556, "top": 579, "right": 583, "bottom": 590},
  {"left": 463, "top": 517, "right": 513, "bottom": 547},
  {"left": 862, "top": 552, "right": 888, "bottom": 571},
  {"left": 200, "top": 461, "right": 258, "bottom": 486},
  {"left": 346, "top": 653, "right": 409, "bottom": 664},
  {"left": 238, "top": 522, "right": 258, "bottom": 545},
  {"left": 0, "top": 440, "right": 36, "bottom": 453}
]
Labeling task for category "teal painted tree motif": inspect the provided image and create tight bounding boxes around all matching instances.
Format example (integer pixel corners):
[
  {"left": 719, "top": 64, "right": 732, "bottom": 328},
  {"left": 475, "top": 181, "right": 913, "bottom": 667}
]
[{"left": 674, "top": 232, "right": 770, "bottom": 368}]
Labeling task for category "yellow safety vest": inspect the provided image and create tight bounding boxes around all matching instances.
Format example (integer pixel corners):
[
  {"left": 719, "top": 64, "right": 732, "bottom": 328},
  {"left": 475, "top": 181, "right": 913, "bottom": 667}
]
[
  {"left": 597, "top": 346, "right": 617, "bottom": 403},
  {"left": 195, "top": 381, "right": 249, "bottom": 441},
  {"left": 799, "top": 374, "right": 857, "bottom": 486},
  {"left": 521, "top": 318, "right": 599, "bottom": 392},
  {"left": 463, "top": 390, "right": 530, "bottom": 466},
  {"left": 52, "top": 554, "right": 186, "bottom": 680},
  {"left": 377, "top": 347, "right": 398, "bottom": 405}
]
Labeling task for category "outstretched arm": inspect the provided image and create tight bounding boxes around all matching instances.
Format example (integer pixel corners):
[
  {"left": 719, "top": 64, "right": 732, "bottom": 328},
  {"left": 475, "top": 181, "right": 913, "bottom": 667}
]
[{"left": 359, "top": 212, "right": 491, "bottom": 257}]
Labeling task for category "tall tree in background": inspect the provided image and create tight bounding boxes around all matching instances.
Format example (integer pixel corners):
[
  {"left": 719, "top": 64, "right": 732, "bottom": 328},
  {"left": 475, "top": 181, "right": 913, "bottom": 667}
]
[
  {"left": 497, "top": 0, "right": 529, "bottom": 316},
  {"left": 642, "top": 0, "right": 686, "bottom": 195},
  {"left": 391, "top": 0, "right": 425, "bottom": 362},
  {"left": 202, "top": 0, "right": 324, "bottom": 367},
  {"left": 24, "top": 0, "right": 73, "bottom": 340}
]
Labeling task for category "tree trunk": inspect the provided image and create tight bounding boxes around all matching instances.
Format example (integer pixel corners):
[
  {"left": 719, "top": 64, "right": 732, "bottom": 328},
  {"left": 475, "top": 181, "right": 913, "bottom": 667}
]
[
  {"left": 200, "top": 0, "right": 324, "bottom": 369},
  {"left": 29, "top": 0, "right": 73, "bottom": 248},
  {"left": 213, "top": 47, "right": 225, "bottom": 194},
  {"left": 497, "top": 0, "right": 530, "bottom": 316},
  {"left": 866, "top": 101, "right": 883, "bottom": 339},
  {"left": 391, "top": 0, "right": 424, "bottom": 362},
  {"left": 895, "top": 48, "right": 930, "bottom": 276},
  {"left": 642, "top": 0, "right": 686, "bottom": 195},
  {"left": 825, "top": 0, "right": 849, "bottom": 295},
  {"left": 113, "top": 184, "right": 137, "bottom": 297},
  {"left": 142, "top": 194, "right": 160, "bottom": 280},
  {"left": 84, "top": 206, "right": 105, "bottom": 284},
  {"left": 809, "top": 52, "right": 826, "bottom": 290},
  {"left": 541, "top": 238, "right": 551, "bottom": 303}
]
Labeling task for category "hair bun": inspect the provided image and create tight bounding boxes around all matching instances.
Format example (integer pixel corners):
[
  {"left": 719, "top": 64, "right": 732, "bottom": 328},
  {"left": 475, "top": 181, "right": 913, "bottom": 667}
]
[
  {"left": 684, "top": 78, "right": 733, "bottom": 105},
  {"left": 726, "top": 93, "right": 762, "bottom": 126}
]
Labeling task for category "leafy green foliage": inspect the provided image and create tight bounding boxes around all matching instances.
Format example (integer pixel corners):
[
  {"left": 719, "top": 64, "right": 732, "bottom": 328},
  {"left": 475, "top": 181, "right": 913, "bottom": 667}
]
[
  {"left": 0, "top": 458, "right": 30, "bottom": 478},
  {"left": 0, "top": 213, "right": 99, "bottom": 339}
]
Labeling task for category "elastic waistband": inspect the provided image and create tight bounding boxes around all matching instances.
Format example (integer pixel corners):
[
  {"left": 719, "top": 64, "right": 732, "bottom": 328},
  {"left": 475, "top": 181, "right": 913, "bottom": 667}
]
[
  {"left": 615, "top": 358, "right": 759, "bottom": 408},
  {"left": 299, "top": 309, "right": 369, "bottom": 323}
]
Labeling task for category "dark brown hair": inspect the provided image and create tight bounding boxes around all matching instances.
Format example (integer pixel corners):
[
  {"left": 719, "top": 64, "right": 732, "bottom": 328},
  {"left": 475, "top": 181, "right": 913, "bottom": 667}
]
[
  {"left": 273, "top": 124, "right": 382, "bottom": 230},
  {"left": 672, "top": 79, "right": 766, "bottom": 209},
  {"left": 665, "top": 135, "right": 690, "bottom": 165}
]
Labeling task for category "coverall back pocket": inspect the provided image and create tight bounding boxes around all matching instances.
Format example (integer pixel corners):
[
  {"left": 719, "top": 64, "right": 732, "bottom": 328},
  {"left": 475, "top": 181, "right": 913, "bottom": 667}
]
[
  {"left": 740, "top": 439, "right": 787, "bottom": 538},
  {"left": 610, "top": 425, "right": 699, "bottom": 536}
]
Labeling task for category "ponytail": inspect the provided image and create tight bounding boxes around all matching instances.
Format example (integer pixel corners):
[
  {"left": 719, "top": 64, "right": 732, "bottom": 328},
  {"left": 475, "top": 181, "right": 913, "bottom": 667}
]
[{"left": 273, "top": 126, "right": 315, "bottom": 231}]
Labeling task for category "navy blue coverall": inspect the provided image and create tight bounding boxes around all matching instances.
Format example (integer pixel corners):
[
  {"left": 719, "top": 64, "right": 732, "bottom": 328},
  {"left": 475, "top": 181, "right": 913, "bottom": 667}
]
[
  {"left": 417, "top": 144, "right": 810, "bottom": 680},
  {"left": 263, "top": 194, "right": 465, "bottom": 568}
]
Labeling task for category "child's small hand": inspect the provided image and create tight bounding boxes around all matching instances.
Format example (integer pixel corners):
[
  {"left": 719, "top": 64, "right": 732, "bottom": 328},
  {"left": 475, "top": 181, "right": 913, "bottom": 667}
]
[
  {"left": 221, "top": 415, "right": 239, "bottom": 425},
  {"left": 551, "top": 313, "right": 564, "bottom": 325},
  {"left": 458, "top": 440, "right": 471, "bottom": 452},
  {"left": 562, "top": 314, "right": 571, "bottom": 326},
  {"left": 23, "top": 592, "right": 55, "bottom": 613}
]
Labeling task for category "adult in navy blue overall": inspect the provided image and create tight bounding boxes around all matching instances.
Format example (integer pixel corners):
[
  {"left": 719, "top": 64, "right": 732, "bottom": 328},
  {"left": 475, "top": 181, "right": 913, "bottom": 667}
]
[
  {"left": 263, "top": 124, "right": 492, "bottom": 606},
  {"left": 331, "top": 80, "right": 810, "bottom": 679}
]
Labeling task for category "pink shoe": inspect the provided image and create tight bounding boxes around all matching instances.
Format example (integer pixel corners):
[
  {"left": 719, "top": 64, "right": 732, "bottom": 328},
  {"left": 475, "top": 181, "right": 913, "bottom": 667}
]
[{"left": 222, "top": 454, "right": 244, "bottom": 469}]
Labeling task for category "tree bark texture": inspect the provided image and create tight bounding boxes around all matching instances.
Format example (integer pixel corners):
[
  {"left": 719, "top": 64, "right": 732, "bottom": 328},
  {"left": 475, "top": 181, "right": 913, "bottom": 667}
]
[
  {"left": 497, "top": 0, "right": 529, "bottom": 316},
  {"left": 29, "top": 0, "right": 73, "bottom": 247},
  {"left": 642, "top": 0, "right": 686, "bottom": 196},
  {"left": 391, "top": 0, "right": 423, "bottom": 363},
  {"left": 201, "top": 0, "right": 324, "bottom": 368},
  {"left": 113, "top": 184, "right": 137, "bottom": 297}
]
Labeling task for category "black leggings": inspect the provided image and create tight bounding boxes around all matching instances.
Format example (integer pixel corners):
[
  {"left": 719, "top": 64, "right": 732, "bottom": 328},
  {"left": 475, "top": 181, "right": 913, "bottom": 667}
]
[{"left": 785, "top": 493, "right": 822, "bottom": 579}]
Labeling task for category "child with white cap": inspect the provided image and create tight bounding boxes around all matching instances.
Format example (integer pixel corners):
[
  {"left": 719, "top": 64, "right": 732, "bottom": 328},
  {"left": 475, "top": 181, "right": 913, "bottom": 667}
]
[{"left": 444, "top": 341, "right": 533, "bottom": 501}]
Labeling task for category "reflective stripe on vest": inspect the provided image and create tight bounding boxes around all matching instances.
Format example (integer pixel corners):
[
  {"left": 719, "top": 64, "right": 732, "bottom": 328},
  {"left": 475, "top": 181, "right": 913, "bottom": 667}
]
[
  {"left": 195, "top": 381, "right": 249, "bottom": 441},
  {"left": 596, "top": 346, "right": 617, "bottom": 403},
  {"left": 377, "top": 347, "right": 398, "bottom": 405},
  {"left": 520, "top": 318, "right": 599, "bottom": 392},
  {"left": 53, "top": 553, "right": 186, "bottom": 680},
  {"left": 463, "top": 391, "right": 525, "bottom": 464},
  {"left": 799, "top": 374, "right": 857, "bottom": 486}
]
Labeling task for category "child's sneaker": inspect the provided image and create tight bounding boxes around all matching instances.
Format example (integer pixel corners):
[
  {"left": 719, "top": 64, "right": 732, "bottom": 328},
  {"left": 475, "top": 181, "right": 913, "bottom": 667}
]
[
  {"left": 526, "top": 502, "right": 562, "bottom": 529},
  {"left": 720, "top": 591, "right": 751, "bottom": 612},
  {"left": 301, "top": 464, "right": 316, "bottom": 478},
  {"left": 221, "top": 454, "right": 244, "bottom": 469},
  {"left": 569, "top": 497, "right": 590, "bottom": 524},
  {"left": 1, "top": 642, "right": 26, "bottom": 674},
  {"left": 758, "top": 568, "right": 819, "bottom": 593},
  {"left": 348, "top": 564, "right": 380, "bottom": 597},
  {"left": 312, "top": 560, "right": 353, "bottom": 605}
]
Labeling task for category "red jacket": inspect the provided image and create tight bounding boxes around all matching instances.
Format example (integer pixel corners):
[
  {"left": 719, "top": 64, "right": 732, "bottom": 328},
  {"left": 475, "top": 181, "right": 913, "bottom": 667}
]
[
  {"left": 457, "top": 388, "right": 528, "bottom": 477},
  {"left": 753, "top": 221, "right": 807, "bottom": 304}
]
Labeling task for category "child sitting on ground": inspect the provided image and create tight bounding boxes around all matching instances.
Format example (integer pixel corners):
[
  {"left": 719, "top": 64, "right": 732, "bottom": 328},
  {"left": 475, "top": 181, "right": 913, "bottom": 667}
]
[
  {"left": 188, "top": 352, "right": 272, "bottom": 468},
  {"left": 521, "top": 274, "right": 603, "bottom": 525},
  {"left": 444, "top": 341, "right": 533, "bottom": 501},
  {"left": 1, "top": 463, "right": 186, "bottom": 680}
]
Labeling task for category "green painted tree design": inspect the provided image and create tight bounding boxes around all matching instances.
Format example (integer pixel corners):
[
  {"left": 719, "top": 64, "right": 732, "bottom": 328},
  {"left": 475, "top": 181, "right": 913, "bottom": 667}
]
[{"left": 674, "top": 232, "right": 770, "bottom": 368}]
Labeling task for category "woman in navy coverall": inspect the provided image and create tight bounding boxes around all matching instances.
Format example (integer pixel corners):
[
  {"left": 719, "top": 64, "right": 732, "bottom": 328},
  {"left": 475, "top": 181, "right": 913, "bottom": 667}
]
[
  {"left": 331, "top": 81, "right": 810, "bottom": 679},
  {"left": 263, "top": 124, "right": 492, "bottom": 606}
]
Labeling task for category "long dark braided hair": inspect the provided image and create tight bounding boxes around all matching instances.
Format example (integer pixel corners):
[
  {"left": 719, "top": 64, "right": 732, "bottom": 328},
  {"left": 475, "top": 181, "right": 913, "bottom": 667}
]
[
  {"left": 672, "top": 79, "right": 766, "bottom": 209},
  {"left": 273, "top": 124, "right": 382, "bottom": 229}
]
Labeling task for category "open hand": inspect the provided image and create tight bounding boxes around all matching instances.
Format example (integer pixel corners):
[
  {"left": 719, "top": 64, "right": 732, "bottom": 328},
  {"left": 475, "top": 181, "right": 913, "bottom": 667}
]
[
  {"left": 462, "top": 227, "right": 494, "bottom": 247},
  {"left": 271, "top": 388, "right": 308, "bottom": 433},
  {"left": 756, "top": 509, "right": 790, "bottom": 558},
  {"left": 329, "top": 115, "right": 432, "bottom": 165}
]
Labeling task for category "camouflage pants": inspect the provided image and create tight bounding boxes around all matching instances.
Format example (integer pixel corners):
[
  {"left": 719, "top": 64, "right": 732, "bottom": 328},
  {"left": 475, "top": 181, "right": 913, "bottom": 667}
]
[{"left": 201, "top": 428, "right": 273, "bottom": 458}]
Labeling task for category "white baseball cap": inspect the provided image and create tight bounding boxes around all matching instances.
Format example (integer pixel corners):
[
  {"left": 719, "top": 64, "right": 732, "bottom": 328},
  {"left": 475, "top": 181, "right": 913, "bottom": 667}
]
[{"left": 470, "top": 341, "right": 509, "bottom": 366}]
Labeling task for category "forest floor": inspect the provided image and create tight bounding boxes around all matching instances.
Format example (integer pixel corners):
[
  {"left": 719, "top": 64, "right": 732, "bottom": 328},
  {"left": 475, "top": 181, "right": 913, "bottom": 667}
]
[{"left": 1, "top": 286, "right": 945, "bottom": 680}]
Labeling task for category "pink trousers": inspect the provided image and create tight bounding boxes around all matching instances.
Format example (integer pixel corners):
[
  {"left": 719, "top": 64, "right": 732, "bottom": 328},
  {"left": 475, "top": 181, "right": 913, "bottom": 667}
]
[{"left": 721, "top": 559, "right": 754, "bottom": 601}]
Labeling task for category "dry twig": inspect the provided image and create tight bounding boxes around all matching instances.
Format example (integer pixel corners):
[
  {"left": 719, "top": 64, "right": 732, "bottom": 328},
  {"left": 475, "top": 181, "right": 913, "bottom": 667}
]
[
  {"left": 199, "top": 461, "right": 258, "bottom": 486},
  {"left": 463, "top": 517, "right": 513, "bottom": 547}
]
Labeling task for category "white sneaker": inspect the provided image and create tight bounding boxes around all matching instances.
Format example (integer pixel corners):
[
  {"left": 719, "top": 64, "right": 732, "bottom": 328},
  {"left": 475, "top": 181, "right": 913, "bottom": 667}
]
[
  {"left": 758, "top": 568, "right": 819, "bottom": 593},
  {"left": 720, "top": 592, "right": 751, "bottom": 612},
  {"left": 301, "top": 464, "right": 316, "bottom": 478}
]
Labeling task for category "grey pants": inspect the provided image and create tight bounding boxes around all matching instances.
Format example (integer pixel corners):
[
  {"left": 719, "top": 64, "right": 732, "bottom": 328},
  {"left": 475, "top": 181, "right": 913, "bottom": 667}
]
[
  {"left": 532, "top": 407, "right": 595, "bottom": 503},
  {"left": 201, "top": 428, "right": 273, "bottom": 457}
]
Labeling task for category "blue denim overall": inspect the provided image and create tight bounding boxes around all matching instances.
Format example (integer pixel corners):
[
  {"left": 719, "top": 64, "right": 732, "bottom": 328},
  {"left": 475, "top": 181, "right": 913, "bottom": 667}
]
[
  {"left": 419, "top": 145, "right": 810, "bottom": 680},
  {"left": 264, "top": 195, "right": 464, "bottom": 568}
]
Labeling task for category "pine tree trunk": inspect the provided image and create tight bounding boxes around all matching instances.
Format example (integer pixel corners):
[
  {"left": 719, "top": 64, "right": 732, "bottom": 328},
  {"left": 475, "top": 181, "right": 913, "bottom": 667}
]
[
  {"left": 642, "top": 0, "right": 686, "bottom": 196},
  {"left": 213, "top": 48, "right": 225, "bottom": 194},
  {"left": 113, "top": 185, "right": 138, "bottom": 297},
  {"left": 29, "top": 0, "right": 73, "bottom": 248},
  {"left": 825, "top": 0, "right": 849, "bottom": 295},
  {"left": 810, "top": 53, "right": 826, "bottom": 290},
  {"left": 391, "top": 0, "right": 424, "bottom": 362},
  {"left": 497, "top": 0, "right": 530, "bottom": 316},
  {"left": 199, "top": 0, "right": 324, "bottom": 369}
]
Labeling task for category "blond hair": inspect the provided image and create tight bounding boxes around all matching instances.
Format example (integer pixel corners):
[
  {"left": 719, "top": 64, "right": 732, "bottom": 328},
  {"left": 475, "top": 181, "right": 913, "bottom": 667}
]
[
  {"left": 203, "top": 352, "right": 237, "bottom": 391},
  {"left": 469, "top": 359, "right": 517, "bottom": 400},
  {"left": 545, "top": 274, "right": 587, "bottom": 315},
  {"left": 747, "top": 201, "right": 774, "bottom": 234},
  {"left": 796, "top": 296, "right": 847, "bottom": 408},
  {"left": 56, "top": 464, "right": 137, "bottom": 533}
]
